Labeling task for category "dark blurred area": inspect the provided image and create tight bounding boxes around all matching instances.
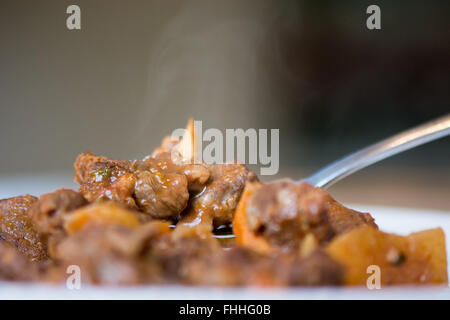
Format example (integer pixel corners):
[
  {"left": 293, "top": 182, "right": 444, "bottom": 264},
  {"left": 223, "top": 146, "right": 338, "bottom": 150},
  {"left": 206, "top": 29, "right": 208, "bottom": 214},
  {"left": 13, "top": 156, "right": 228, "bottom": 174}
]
[
  {"left": 0, "top": 0, "right": 449, "bottom": 209},
  {"left": 273, "top": 0, "right": 450, "bottom": 167}
]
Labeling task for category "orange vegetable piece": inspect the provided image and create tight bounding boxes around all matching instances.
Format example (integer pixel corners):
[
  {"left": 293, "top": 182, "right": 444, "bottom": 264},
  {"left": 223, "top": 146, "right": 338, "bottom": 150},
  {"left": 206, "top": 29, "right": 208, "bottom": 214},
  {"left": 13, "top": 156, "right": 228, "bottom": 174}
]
[
  {"left": 65, "top": 202, "right": 140, "bottom": 234},
  {"left": 326, "top": 226, "right": 448, "bottom": 285},
  {"left": 232, "top": 182, "right": 272, "bottom": 254}
]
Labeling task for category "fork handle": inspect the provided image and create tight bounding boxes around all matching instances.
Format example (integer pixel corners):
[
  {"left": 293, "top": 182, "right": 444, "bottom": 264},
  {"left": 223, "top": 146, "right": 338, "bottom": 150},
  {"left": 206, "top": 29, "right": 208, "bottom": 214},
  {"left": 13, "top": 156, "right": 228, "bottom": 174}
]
[{"left": 301, "top": 113, "right": 450, "bottom": 189}]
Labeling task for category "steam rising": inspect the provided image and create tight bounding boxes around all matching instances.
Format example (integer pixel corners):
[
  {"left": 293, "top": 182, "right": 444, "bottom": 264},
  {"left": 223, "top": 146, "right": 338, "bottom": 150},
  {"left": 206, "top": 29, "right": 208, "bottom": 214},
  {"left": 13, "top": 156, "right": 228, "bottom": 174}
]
[{"left": 136, "top": 0, "right": 298, "bottom": 155}]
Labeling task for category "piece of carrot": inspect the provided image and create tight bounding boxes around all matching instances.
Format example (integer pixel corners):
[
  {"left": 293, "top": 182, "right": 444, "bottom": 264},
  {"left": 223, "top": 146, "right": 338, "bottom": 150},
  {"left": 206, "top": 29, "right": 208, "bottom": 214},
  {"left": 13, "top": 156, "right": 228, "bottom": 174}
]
[
  {"left": 232, "top": 182, "right": 272, "bottom": 254},
  {"left": 65, "top": 202, "right": 140, "bottom": 234}
]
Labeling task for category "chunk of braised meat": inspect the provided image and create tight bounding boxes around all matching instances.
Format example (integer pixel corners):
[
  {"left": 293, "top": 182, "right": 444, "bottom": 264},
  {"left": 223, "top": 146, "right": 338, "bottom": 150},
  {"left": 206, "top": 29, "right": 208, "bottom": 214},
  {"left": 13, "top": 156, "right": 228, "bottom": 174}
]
[
  {"left": 74, "top": 152, "right": 190, "bottom": 220},
  {"left": 143, "top": 225, "right": 222, "bottom": 284},
  {"left": 167, "top": 244, "right": 344, "bottom": 287},
  {"left": 199, "top": 247, "right": 283, "bottom": 286},
  {"left": 149, "top": 139, "right": 211, "bottom": 193},
  {"left": 140, "top": 151, "right": 211, "bottom": 196},
  {"left": 179, "top": 163, "right": 258, "bottom": 229},
  {"left": 245, "top": 181, "right": 377, "bottom": 252},
  {"left": 54, "top": 222, "right": 172, "bottom": 285},
  {"left": 327, "top": 201, "right": 377, "bottom": 235},
  {"left": 0, "top": 241, "right": 42, "bottom": 281},
  {"left": 132, "top": 167, "right": 189, "bottom": 219},
  {"left": 286, "top": 250, "right": 344, "bottom": 286},
  {"left": 175, "top": 245, "right": 282, "bottom": 286},
  {"left": 30, "top": 189, "right": 88, "bottom": 235},
  {"left": 74, "top": 152, "right": 137, "bottom": 208},
  {"left": 55, "top": 226, "right": 142, "bottom": 285},
  {"left": 0, "top": 195, "right": 47, "bottom": 261},
  {"left": 245, "top": 182, "right": 333, "bottom": 250},
  {"left": 29, "top": 189, "right": 88, "bottom": 257}
]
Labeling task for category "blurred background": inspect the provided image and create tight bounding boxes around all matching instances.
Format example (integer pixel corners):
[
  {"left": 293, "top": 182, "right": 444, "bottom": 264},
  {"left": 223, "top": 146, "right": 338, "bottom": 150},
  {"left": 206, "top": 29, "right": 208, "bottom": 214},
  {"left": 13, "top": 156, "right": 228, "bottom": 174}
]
[{"left": 0, "top": 0, "right": 449, "bottom": 209}]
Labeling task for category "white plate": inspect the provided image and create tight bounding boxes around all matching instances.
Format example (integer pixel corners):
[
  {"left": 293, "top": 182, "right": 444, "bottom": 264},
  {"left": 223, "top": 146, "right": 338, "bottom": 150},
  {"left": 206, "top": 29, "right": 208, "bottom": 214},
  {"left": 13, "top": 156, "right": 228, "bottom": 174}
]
[{"left": 0, "top": 204, "right": 449, "bottom": 300}]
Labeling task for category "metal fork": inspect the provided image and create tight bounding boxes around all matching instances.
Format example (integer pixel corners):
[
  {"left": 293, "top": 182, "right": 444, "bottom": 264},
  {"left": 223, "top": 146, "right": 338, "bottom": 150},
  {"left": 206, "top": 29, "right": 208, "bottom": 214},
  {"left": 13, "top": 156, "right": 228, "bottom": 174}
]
[{"left": 301, "top": 113, "right": 450, "bottom": 189}]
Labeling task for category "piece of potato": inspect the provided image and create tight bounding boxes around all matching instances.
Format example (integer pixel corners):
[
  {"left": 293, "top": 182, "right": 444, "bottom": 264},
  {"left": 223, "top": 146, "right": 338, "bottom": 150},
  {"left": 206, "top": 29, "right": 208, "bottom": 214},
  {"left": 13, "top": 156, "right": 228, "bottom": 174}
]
[
  {"left": 232, "top": 182, "right": 272, "bottom": 253},
  {"left": 326, "top": 226, "right": 448, "bottom": 285},
  {"left": 64, "top": 202, "right": 140, "bottom": 234}
]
